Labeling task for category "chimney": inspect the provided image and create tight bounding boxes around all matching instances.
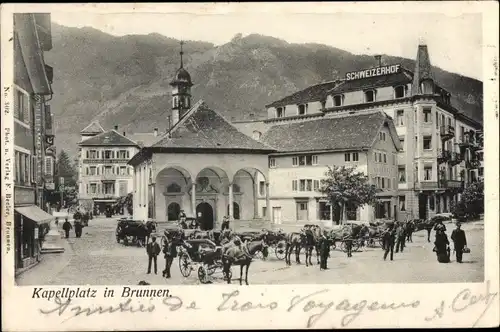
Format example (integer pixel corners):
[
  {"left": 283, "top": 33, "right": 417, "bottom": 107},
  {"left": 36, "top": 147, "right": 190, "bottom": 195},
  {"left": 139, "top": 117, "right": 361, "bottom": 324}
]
[
  {"left": 123, "top": 131, "right": 126, "bottom": 136},
  {"left": 114, "top": 125, "right": 118, "bottom": 131},
  {"left": 374, "top": 55, "right": 382, "bottom": 67},
  {"left": 153, "top": 128, "right": 158, "bottom": 137}
]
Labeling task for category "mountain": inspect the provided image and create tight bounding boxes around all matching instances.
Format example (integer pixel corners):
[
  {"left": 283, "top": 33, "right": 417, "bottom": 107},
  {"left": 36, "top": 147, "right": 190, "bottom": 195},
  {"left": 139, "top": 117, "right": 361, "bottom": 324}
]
[{"left": 44, "top": 24, "right": 483, "bottom": 158}]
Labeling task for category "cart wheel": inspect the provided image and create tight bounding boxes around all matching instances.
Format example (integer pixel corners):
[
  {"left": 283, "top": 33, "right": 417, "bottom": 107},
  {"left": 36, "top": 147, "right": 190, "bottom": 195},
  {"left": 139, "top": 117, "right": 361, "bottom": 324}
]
[
  {"left": 179, "top": 254, "right": 192, "bottom": 277},
  {"left": 254, "top": 250, "right": 264, "bottom": 260},
  {"left": 198, "top": 266, "right": 210, "bottom": 284},
  {"left": 223, "top": 268, "right": 233, "bottom": 281},
  {"left": 352, "top": 240, "right": 360, "bottom": 252},
  {"left": 207, "top": 266, "right": 216, "bottom": 276},
  {"left": 275, "top": 241, "right": 286, "bottom": 260}
]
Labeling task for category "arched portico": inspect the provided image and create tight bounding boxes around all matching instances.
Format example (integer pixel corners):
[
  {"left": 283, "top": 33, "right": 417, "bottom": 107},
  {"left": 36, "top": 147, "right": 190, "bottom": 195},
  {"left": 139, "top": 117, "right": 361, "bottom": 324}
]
[
  {"left": 232, "top": 167, "right": 269, "bottom": 221},
  {"left": 155, "top": 166, "right": 193, "bottom": 221},
  {"left": 194, "top": 167, "right": 230, "bottom": 230}
]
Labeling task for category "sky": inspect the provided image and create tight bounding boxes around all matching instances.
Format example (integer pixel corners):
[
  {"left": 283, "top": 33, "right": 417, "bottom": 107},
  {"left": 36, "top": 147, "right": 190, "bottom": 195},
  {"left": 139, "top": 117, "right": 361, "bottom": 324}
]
[{"left": 49, "top": 5, "right": 483, "bottom": 80}]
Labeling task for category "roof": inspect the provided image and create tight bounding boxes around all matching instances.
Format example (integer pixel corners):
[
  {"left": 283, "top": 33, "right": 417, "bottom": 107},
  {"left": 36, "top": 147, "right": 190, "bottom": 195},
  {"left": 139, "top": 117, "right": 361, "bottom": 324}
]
[
  {"left": 78, "top": 129, "right": 139, "bottom": 147},
  {"left": 266, "top": 81, "right": 339, "bottom": 108},
  {"left": 80, "top": 121, "right": 105, "bottom": 134},
  {"left": 261, "top": 111, "right": 399, "bottom": 153},
  {"left": 328, "top": 70, "right": 413, "bottom": 94},
  {"left": 170, "top": 67, "right": 193, "bottom": 87},
  {"left": 411, "top": 44, "right": 434, "bottom": 96},
  {"left": 151, "top": 100, "right": 275, "bottom": 152},
  {"left": 15, "top": 205, "right": 54, "bottom": 224},
  {"left": 128, "top": 132, "right": 165, "bottom": 148}
]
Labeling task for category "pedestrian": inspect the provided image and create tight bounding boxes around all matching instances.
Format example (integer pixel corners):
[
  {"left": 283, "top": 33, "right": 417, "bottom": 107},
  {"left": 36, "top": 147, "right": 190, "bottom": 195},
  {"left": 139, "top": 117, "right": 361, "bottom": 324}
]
[
  {"left": 433, "top": 219, "right": 447, "bottom": 233},
  {"left": 221, "top": 216, "right": 230, "bottom": 231},
  {"left": 62, "top": 218, "right": 72, "bottom": 238},
  {"left": 146, "top": 236, "right": 161, "bottom": 274},
  {"left": 179, "top": 216, "right": 188, "bottom": 229},
  {"left": 424, "top": 220, "right": 433, "bottom": 243},
  {"left": 451, "top": 222, "right": 467, "bottom": 263},
  {"left": 319, "top": 232, "right": 330, "bottom": 269},
  {"left": 434, "top": 228, "right": 451, "bottom": 263},
  {"left": 343, "top": 233, "right": 353, "bottom": 258},
  {"left": 82, "top": 212, "right": 89, "bottom": 227},
  {"left": 162, "top": 235, "right": 177, "bottom": 278},
  {"left": 74, "top": 221, "right": 82, "bottom": 238},
  {"left": 178, "top": 210, "right": 187, "bottom": 220},
  {"left": 405, "top": 220, "right": 414, "bottom": 243},
  {"left": 55, "top": 217, "right": 59, "bottom": 228},
  {"left": 395, "top": 223, "right": 406, "bottom": 253},
  {"left": 383, "top": 223, "right": 396, "bottom": 261}
]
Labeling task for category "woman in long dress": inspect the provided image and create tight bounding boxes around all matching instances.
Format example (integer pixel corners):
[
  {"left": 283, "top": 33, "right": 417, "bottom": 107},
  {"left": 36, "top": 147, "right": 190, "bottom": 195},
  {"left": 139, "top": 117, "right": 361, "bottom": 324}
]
[{"left": 434, "top": 228, "right": 451, "bottom": 263}]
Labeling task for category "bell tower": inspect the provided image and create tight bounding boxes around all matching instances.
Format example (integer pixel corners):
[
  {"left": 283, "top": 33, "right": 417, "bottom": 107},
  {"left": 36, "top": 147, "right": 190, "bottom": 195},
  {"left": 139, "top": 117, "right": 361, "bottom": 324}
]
[{"left": 170, "top": 40, "right": 193, "bottom": 127}]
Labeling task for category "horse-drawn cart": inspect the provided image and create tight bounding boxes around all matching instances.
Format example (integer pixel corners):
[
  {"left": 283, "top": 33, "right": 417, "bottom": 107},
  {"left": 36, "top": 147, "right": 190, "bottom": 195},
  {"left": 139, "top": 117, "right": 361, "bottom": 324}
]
[
  {"left": 116, "top": 219, "right": 157, "bottom": 247},
  {"left": 177, "top": 238, "right": 231, "bottom": 284}
]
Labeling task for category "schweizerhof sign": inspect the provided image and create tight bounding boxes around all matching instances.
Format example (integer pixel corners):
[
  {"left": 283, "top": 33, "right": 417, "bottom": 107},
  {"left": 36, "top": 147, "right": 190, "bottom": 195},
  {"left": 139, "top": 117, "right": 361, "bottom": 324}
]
[{"left": 346, "top": 64, "right": 401, "bottom": 81}]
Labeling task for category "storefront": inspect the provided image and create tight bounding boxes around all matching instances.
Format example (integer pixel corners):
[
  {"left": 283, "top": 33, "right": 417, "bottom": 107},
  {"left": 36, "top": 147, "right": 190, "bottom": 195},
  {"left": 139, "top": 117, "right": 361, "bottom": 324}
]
[{"left": 14, "top": 205, "right": 54, "bottom": 271}]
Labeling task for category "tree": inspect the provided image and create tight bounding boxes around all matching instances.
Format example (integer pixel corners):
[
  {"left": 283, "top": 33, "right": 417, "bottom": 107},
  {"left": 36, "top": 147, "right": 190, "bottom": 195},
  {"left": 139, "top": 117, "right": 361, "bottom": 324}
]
[
  {"left": 451, "top": 180, "right": 484, "bottom": 221},
  {"left": 319, "top": 165, "right": 381, "bottom": 224},
  {"left": 55, "top": 149, "right": 77, "bottom": 188}
]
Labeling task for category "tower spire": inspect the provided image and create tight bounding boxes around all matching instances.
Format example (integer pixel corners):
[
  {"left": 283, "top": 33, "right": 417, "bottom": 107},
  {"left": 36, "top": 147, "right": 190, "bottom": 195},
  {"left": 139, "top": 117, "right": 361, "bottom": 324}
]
[{"left": 179, "top": 40, "right": 185, "bottom": 68}]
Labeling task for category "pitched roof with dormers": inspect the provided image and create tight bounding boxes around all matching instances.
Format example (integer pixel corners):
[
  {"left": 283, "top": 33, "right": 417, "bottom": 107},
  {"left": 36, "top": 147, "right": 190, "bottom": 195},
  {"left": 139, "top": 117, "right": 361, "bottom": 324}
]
[
  {"left": 150, "top": 100, "right": 275, "bottom": 152},
  {"left": 261, "top": 111, "right": 401, "bottom": 153},
  {"left": 265, "top": 81, "right": 340, "bottom": 108},
  {"left": 78, "top": 129, "right": 139, "bottom": 147},
  {"left": 80, "top": 121, "right": 105, "bottom": 135},
  {"left": 328, "top": 70, "right": 413, "bottom": 95}
]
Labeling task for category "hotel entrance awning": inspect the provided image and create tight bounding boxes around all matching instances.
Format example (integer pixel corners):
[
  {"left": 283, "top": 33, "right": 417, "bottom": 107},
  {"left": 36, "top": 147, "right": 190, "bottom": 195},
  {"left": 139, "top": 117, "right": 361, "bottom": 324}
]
[{"left": 15, "top": 205, "right": 54, "bottom": 225}]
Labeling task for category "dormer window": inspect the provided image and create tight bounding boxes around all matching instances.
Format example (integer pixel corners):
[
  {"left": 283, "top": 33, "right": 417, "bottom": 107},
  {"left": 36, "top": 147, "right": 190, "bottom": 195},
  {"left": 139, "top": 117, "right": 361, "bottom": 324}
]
[
  {"left": 394, "top": 85, "right": 405, "bottom": 98},
  {"left": 333, "top": 95, "right": 344, "bottom": 107},
  {"left": 298, "top": 104, "right": 308, "bottom": 115},
  {"left": 276, "top": 107, "right": 285, "bottom": 118},
  {"left": 252, "top": 131, "right": 262, "bottom": 140},
  {"left": 321, "top": 100, "right": 326, "bottom": 109},
  {"left": 420, "top": 80, "right": 434, "bottom": 94},
  {"left": 364, "top": 89, "right": 376, "bottom": 103}
]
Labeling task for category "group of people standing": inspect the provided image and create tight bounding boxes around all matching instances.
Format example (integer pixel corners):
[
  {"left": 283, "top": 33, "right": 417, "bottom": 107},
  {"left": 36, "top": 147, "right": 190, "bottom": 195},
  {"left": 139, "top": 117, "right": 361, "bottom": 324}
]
[
  {"left": 434, "top": 221, "right": 468, "bottom": 263},
  {"left": 57, "top": 207, "right": 93, "bottom": 239}
]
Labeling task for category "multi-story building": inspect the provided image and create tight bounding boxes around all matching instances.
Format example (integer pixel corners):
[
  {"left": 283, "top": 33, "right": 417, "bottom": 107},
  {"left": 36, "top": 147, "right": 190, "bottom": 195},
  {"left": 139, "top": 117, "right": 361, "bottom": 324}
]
[
  {"left": 260, "top": 111, "right": 401, "bottom": 226},
  {"left": 235, "top": 43, "right": 483, "bottom": 223},
  {"left": 77, "top": 122, "right": 161, "bottom": 214},
  {"left": 13, "top": 13, "right": 56, "bottom": 271}
]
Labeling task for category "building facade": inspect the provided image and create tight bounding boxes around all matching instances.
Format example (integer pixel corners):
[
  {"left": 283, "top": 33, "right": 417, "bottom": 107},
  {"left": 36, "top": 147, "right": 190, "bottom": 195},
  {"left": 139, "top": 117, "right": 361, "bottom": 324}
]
[
  {"left": 77, "top": 123, "right": 139, "bottom": 214},
  {"left": 235, "top": 43, "right": 483, "bottom": 223},
  {"left": 13, "top": 13, "right": 56, "bottom": 271}
]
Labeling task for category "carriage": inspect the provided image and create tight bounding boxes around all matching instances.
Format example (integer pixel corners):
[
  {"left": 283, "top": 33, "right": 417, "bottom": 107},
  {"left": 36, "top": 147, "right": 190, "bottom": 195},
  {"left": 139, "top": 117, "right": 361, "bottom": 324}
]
[
  {"left": 264, "top": 230, "right": 287, "bottom": 260},
  {"left": 177, "top": 238, "right": 231, "bottom": 284},
  {"left": 116, "top": 218, "right": 156, "bottom": 247}
]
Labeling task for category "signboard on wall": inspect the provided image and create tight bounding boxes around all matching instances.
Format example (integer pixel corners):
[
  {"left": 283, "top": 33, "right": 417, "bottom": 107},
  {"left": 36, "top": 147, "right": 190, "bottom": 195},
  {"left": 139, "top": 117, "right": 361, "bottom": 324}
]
[
  {"left": 34, "top": 96, "right": 44, "bottom": 186},
  {"left": 346, "top": 64, "right": 401, "bottom": 81}
]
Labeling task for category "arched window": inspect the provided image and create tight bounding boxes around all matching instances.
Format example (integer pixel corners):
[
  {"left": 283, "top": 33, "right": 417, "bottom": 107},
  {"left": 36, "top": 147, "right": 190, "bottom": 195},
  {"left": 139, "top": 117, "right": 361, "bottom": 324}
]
[
  {"left": 166, "top": 182, "right": 182, "bottom": 193},
  {"left": 252, "top": 131, "right": 262, "bottom": 140},
  {"left": 227, "top": 202, "right": 240, "bottom": 220},
  {"left": 167, "top": 202, "right": 181, "bottom": 221}
]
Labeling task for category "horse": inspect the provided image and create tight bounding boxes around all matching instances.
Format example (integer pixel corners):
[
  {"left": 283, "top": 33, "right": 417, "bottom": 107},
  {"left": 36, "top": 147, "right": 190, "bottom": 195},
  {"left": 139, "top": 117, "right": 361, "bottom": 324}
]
[
  {"left": 221, "top": 238, "right": 268, "bottom": 285},
  {"left": 301, "top": 225, "right": 322, "bottom": 266},
  {"left": 285, "top": 232, "right": 304, "bottom": 266}
]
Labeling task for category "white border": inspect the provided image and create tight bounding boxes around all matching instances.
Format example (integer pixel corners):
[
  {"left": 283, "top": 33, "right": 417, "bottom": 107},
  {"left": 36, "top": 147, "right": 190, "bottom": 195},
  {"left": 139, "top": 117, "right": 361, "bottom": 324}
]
[{"left": 1, "top": 2, "right": 499, "bottom": 331}]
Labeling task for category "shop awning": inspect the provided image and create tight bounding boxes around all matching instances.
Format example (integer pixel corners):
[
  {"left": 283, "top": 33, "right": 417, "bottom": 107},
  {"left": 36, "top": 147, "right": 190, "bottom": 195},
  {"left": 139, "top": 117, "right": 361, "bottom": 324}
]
[{"left": 15, "top": 205, "right": 54, "bottom": 225}]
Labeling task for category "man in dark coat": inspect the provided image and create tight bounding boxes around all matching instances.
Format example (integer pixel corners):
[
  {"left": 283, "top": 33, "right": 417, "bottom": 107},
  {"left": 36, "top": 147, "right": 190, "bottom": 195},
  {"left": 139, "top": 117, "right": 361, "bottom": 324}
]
[
  {"left": 434, "top": 229, "right": 450, "bottom": 263},
  {"left": 62, "top": 218, "right": 72, "bottom": 238},
  {"left": 383, "top": 223, "right": 396, "bottom": 261},
  {"left": 146, "top": 236, "right": 161, "bottom": 274},
  {"left": 74, "top": 221, "right": 82, "bottom": 238},
  {"left": 319, "top": 232, "right": 331, "bottom": 269},
  {"left": 395, "top": 223, "right": 406, "bottom": 253},
  {"left": 221, "top": 216, "right": 230, "bottom": 231},
  {"left": 162, "top": 235, "right": 177, "bottom": 278},
  {"left": 405, "top": 220, "right": 414, "bottom": 243},
  {"left": 82, "top": 212, "right": 89, "bottom": 227},
  {"left": 424, "top": 221, "right": 433, "bottom": 243},
  {"left": 451, "top": 222, "right": 467, "bottom": 263}
]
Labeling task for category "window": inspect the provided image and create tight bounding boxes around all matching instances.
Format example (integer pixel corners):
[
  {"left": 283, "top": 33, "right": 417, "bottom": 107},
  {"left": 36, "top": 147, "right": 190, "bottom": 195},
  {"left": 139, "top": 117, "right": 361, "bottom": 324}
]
[
  {"left": 364, "top": 90, "right": 376, "bottom": 102},
  {"left": 299, "top": 156, "right": 306, "bottom": 166},
  {"left": 269, "top": 158, "right": 276, "bottom": 168},
  {"left": 103, "top": 183, "right": 115, "bottom": 195},
  {"left": 292, "top": 180, "right": 298, "bottom": 191},
  {"left": 394, "top": 86, "right": 405, "bottom": 98},
  {"left": 312, "top": 155, "right": 318, "bottom": 165},
  {"left": 306, "top": 179, "right": 312, "bottom": 191},
  {"left": 333, "top": 95, "right": 343, "bottom": 107},
  {"left": 292, "top": 157, "right": 298, "bottom": 166},
  {"left": 90, "top": 183, "right": 97, "bottom": 194},
  {"left": 441, "top": 114, "right": 445, "bottom": 128},
  {"left": 379, "top": 132, "right": 386, "bottom": 141},
  {"left": 399, "top": 137, "right": 405, "bottom": 151},
  {"left": 387, "top": 178, "right": 391, "bottom": 189},
  {"left": 374, "top": 152, "right": 378, "bottom": 162},
  {"left": 259, "top": 181, "right": 265, "bottom": 196},
  {"left": 321, "top": 100, "right": 326, "bottom": 109},
  {"left": 104, "top": 166, "right": 113, "bottom": 175},
  {"left": 423, "top": 108, "right": 432, "bottom": 123},
  {"left": 87, "top": 150, "right": 97, "bottom": 159},
  {"left": 429, "top": 196, "right": 435, "bottom": 211},
  {"left": 424, "top": 166, "right": 432, "bottom": 181},
  {"left": 423, "top": 136, "right": 432, "bottom": 150},
  {"left": 344, "top": 153, "right": 350, "bottom": 162},
  {"left": 435, "top": 112, "right": 439, "bottom": 129},
  {"left": 89, "top": 166, "right": 97, "bottom": 176},
  {"left": 313, "top": 180, "right": 320, "bottom": 191},
  {"left": 479, "top": 167, "right": 484, "bottom": 177},
  {"left": 14, "top": 89, "right": 30, "bottom": 125},
  {"left": 460, "top": 126, "right": 465, "bottom": 142},
  {"left": 298, "top": 104, "right": 307, "bottom": 115},
  {"left": 252, "top": 131, "right": 262, "bottom": 140},
  {"left": 352, "top": 152, "right": 359, "bottom": 162},
  {"left": 118, "top": 150, "right": 127, "bottom": 159},
  {"left": 14, "top": 151, "right": 31, "bottom": 185},
  {"left": 318, "top": 202, "right": 331, "bottom": 220},
  {"left": 398, "top": 166, "right": 406, "bottom": 183},
  {"left": 399, "top": 196, "right": 406, "bottom": 211},
  {"left": 396, "top": 110, "right": 404, "bottom": 126},
  {"left": 294, "top": 155, "right": 315, "bottom": 166},
  {"left": 381, "top": 178, "right": 385, "bottom": 189},
  {"left": 104, "top": 150, "right": 113, "bottom": 159},
  {"left": 383, "top": 153, "right": 387, "bottom": 164},
  {"left": 119, "top": 166, "right": 127, "bottom": 176},
  {"left": 299, "top": 179, "right": 306, "bottom": 191},
  {"left": 276, "top": 107, "right": 284, "bottom": 118},
  {"left": 299, "top": 203, "right": 308, "bottom": 210},
  {"left": 262, "top": 207, "right": 267, "bottom": 217}
]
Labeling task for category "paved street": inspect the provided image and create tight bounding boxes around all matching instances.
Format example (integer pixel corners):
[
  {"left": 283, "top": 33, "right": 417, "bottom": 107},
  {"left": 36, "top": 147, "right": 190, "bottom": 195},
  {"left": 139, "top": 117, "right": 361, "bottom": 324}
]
[{"left": 16, "top": 217, "right": 484, "bottom": 285}]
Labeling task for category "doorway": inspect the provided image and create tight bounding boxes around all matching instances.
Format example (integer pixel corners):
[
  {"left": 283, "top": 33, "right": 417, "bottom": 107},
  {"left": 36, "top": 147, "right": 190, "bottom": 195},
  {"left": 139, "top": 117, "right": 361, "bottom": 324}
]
[
  {"left": 167, "top": 202, "right": 181, "bottom": 221},
  {"left": 272, "top": 207, "right": 282, "bottom": 224},
  {"left": 418, "top": 194, "right": 428, "bottom": 220},
  {"left": 196, "top": 202, "right": 214, "bottom": 230}
]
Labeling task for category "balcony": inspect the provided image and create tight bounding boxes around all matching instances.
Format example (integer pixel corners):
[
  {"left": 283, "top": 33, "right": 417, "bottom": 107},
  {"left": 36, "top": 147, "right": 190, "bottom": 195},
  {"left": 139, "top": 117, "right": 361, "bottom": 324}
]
[
  {"left": 83, "top": 158, "right": 130, "bottom": 164},
  {"left": 101, "top": 173, "right": 116, "bottom": 181},
  {"left": 440, "top": 179, "right": 464, "bottom": 190},
  {"left": 437, "top": 150, "right": 451, "bottom": 164},
  {"left": 415, "top": 181, "right": 439, "bottom": 190},
  {"left": 440, "top": 125, "right": 455, "bottom": 141},
  {"left": 448, "top": 152, "right": 463, "bottom": 166},
  {"left": 466, "top": 159, "right": 480, "bottom": 169}
]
